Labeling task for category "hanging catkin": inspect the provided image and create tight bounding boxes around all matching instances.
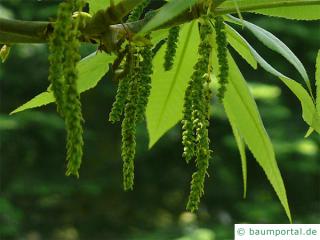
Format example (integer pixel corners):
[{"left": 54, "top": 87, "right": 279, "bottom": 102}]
[
  {"left": 121, "top": 50, "right": 140, "bottom": 190},
  {"left": 64, "top": 0, "right": 85, "bottom": 177},
  {"left": 182, "top": 80, "right": 196, "bottom": 163},
  {"left": 48, "top": 1, "right": 73, "bottom": 115},
  {"left": 48, "top": 0, "right": 85, "bottom": 177},
  {"left": 109, "top": 50, "right": 133, "bottom": 123},
  {"left": 214, "top": 16, "right": 229, "bottom": 101},
  {"left": 164, "top": 26, "right": 180, "bottom": 71},
  {"left": 110, "top": 0, "right": 153, "bottom": 190},
  {"left": 136, "top": 37, "right": 153, "bottom": 121},
  {"left": 182, "top": 18, "right": 213, "bottom": 212}
]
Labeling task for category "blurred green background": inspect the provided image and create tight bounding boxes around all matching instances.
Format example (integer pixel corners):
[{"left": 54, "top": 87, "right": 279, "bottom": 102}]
[{"left": 0, "top": 1, "right": 319, "bottom": 239}]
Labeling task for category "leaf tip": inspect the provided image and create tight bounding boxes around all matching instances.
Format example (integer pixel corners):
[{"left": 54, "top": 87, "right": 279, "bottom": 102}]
[{"left": 304, "top": 127, "right": 314, "bottom": 138}]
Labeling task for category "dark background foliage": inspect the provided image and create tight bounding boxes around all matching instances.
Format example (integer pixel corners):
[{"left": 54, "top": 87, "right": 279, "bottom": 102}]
[{"left": 0, "top": 1, "right": 319, "bottom": 239}]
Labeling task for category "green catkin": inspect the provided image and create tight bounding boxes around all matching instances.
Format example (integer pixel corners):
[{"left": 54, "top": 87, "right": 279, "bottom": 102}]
[
  {"left": 187, "top": 127, "right": 210, "bottom": 211},
  {"left": 185, "top": 19, "right": 213, "bottom": 212},
  {"left": 110, "top": 0, "right": 153, "bottom": 190},
  {"left": 48, "top": 0, "right": 85, "bottom": 177},
  {"left": 121, "top": 51, "right": 140, "bottom": 191},
  {"left": 109, "top": 0, "right": 150, "bottom": 122},
  {"left": 182, "top": 81, "right": 196, "bottom": 163},
  {"left": 63, "top": 0, "right": 85, "bottom": 177},
  {"left": 109, "top": 51, "right": 133, "bottom": 123},
  {"left": 118, "top": 44, "right": 152, "bottom": 189},
  {"left": 182, "top": 22, "right": 211, "bottom": 163},
  {"left": 136, "top": 38, "right": 153, "bottom": 121},
  {"left": 48, "top": 1, "right": 73, "bottom": 115},
  {"left": 164, "top": 26, "right": 180, "bottom": 71},
  {"left": 214, "top": 16, "right": 229, "bottom": 101},
  {"left": 127, "top": 0, "right": 150, "bottom": 22}
]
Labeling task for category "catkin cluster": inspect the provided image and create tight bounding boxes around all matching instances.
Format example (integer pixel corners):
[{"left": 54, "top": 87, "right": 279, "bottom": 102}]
[
  {"left": 48, "top": 0, "right": 84, "bottom": 177},
  {"left": 44, "top": 0, "right": 231, "bottom": 211},
  {"left": 109, "top": 45, "right": 153, "bottom": 190},
  {"left": 182, "top": 19, "right": 213, "bottom": 212},
  {"left": 214, "top": 16, "right": 229, "bottom": 101},
  {"left": 109, "top": 1, "right": 153, "bottom": 190}
]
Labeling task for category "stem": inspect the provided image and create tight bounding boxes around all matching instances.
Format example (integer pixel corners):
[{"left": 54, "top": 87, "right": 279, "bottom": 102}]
[{"left": 1, "top": 0, "right": 320, "bottom": 44}]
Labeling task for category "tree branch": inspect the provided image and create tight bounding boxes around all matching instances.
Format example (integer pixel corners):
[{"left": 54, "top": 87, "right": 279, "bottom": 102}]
[
  {"left": 1, "top": 0, "right": 320, "bottom": 45},
  {"left": 0, "top": 18, "right": 52, "bottom": 43}
]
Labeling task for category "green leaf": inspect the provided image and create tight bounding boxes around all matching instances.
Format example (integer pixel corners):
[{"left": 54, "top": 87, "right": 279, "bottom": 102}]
[
  {"left": 11, "top": 52, "right": 114, "bottom": 114},
  {"left": 225, "top": 24, "right": 257, "bottom": 69},
  {"left": 219, "top": 0, "right": 320, "bottom": 20},
  {"left": 214, "top": 51, "right": 291, "bottom": 221},
  {"left": 10, "top": 92, "right": 55, "bottom": 115},
  {"left": 223, "top": 24, "right": 320, "bottom": 133},
  {"left": 305, "top": 50, "right": 320, "bottom": 136},
  {"left": 138, "top": 0, "right": 198, "bottom": 35},
  {"left": 228, "top": 15, "right": 313, "bottom": 96},
  {"left": 146, "top": 21, "right": 200, "bottom": 147},
  {"left": 254, "top": 5, "right": 320, "bottom": 21},
  {"left": 248, "top": 44, "right": 320, "bottom": 134},
  {"left": 316, "top": 50, "right": 320, "bottom": 114},
  {"left": 227, "top": 111, "right": 247, "bottom": 198}
]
